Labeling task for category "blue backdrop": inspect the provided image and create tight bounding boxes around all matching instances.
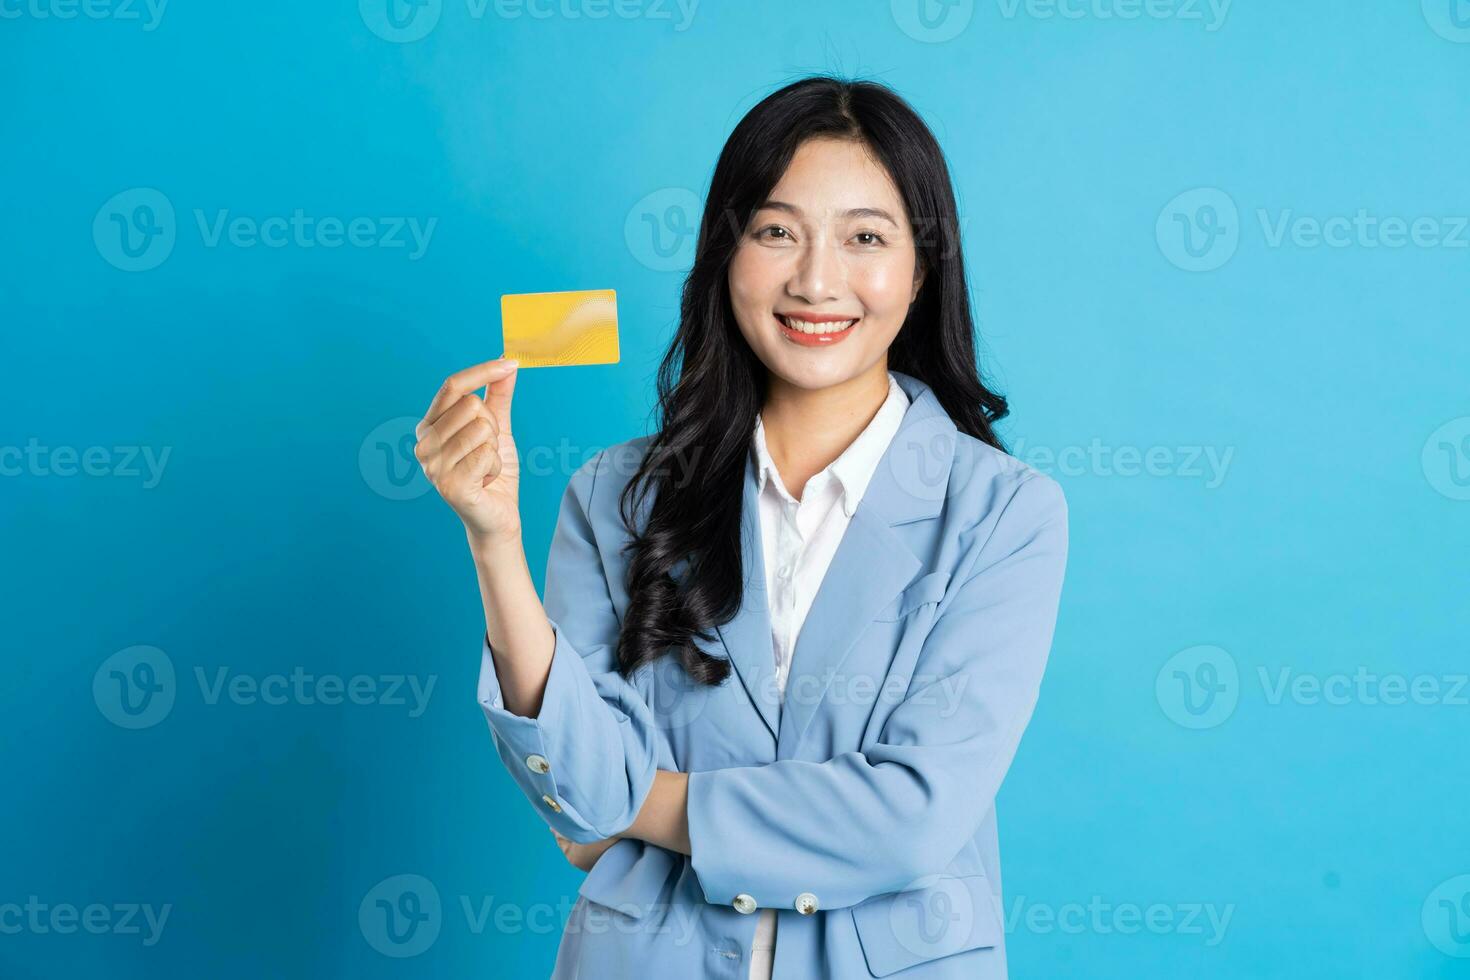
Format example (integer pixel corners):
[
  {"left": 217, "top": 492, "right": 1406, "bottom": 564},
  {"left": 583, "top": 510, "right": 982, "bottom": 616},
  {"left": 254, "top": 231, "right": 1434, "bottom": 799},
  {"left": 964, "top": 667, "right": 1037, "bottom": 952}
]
[{"left": 3, "top": 2, "right": 1468, "bottom": 977}]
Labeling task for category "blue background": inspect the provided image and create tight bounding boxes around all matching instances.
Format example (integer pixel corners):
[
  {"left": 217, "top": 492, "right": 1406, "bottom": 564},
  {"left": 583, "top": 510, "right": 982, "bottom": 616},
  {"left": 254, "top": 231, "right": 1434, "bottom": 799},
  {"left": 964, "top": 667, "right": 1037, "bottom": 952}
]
[{"left": 3, "top": 1, "right": 1468, "bottom": 976}]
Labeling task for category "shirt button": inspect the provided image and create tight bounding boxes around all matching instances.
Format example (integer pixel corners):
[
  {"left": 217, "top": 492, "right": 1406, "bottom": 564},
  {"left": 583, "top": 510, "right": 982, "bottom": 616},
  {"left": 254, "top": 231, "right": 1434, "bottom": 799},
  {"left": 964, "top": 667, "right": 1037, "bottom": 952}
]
[
  {"left": 778, "top": 564, "right": 793, "bottom": 579},
  {"left": 540, "top": 794, "right": 562, "bottom": 813},
  {"left": 794, "top": 892, "right": 818, "bottom": 915},
  {"left": 525, "top": 754, "right": 550, "bottom": 774},
  {"left": 732, "top": 893, "right": 757, "bottom": 914}
]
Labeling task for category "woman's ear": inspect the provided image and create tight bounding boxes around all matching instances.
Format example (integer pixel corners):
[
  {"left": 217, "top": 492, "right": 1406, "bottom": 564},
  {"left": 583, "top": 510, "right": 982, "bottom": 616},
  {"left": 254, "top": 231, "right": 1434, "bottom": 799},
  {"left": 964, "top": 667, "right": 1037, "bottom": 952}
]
[{"left": 910, "top": 258, "right": 927, "bottom": 303}]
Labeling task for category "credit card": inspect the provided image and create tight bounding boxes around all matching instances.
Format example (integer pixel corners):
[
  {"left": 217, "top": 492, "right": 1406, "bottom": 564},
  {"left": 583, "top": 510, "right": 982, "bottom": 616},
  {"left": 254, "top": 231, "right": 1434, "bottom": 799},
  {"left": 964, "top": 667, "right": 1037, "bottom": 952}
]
[{"left": 500, "top": 288, "right": 620, "bottom": 367}]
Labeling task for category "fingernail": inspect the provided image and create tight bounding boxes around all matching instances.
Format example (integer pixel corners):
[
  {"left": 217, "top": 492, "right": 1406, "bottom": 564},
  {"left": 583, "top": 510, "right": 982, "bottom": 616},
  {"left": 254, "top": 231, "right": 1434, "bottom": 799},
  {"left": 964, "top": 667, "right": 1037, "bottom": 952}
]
[{"left": 504, "top": 359, "right": 519, "bottom": 370}]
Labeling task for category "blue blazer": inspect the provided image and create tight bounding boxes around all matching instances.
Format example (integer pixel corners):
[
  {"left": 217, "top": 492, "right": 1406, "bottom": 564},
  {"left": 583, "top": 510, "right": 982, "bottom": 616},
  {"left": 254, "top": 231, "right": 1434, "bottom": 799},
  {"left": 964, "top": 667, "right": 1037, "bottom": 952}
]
[{"left": 478, "top": 370, "right": 1069, "bottom": 979}]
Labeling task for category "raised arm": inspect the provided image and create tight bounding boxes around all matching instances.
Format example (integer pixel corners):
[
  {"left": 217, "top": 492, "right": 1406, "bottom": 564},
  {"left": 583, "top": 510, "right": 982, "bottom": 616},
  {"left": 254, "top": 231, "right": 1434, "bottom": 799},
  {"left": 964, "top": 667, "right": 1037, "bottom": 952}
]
[
  {"left": 474, "top": 448, "right": 668, "bottom": 842},
  {"left": 414, "top": 358, "right": 666, "bottom": 844}
]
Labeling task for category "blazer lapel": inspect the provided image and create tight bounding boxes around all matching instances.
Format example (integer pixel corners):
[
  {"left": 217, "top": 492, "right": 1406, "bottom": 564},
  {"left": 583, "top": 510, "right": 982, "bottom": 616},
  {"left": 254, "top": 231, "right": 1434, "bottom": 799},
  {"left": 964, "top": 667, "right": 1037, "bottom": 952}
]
[
  {"left": 778, "top": 372, "right": 957, "bottom": 752},
  {"left": 714, "top": 370, "right": 959, "bottom": 752},
  {"left": 713, "top": 448, "right": 782, "bottom": 743}
]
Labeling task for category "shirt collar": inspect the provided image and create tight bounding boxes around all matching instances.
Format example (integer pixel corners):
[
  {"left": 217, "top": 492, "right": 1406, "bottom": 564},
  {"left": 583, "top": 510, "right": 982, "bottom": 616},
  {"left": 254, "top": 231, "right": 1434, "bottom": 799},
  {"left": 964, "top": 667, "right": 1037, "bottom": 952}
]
[{"left": 751, "top": 371, "right": 911, "bottom": 518}]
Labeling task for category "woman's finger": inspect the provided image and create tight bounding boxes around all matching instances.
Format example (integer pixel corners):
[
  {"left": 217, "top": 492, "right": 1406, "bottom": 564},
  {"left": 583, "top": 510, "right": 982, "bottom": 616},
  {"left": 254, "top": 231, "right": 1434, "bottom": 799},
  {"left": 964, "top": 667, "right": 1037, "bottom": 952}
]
[
  {"left": 423, "top": 358, "right": 518, "bottom": 426},
  {"left": 416, "top": 393, "right": 490, "bottom": 449},
  {"left": 446, "top": 440, "right": 499, "bottom": 492},
  {"left": 435, "top": 417, "right": 496, "bottom": 475}
]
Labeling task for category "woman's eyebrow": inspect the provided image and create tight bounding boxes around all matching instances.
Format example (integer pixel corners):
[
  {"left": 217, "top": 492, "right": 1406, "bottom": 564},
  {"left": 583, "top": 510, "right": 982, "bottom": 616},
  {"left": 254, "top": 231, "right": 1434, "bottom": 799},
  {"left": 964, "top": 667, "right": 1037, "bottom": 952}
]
[{"left": 756, "top": 200, "right": 900, "bottom": 225}]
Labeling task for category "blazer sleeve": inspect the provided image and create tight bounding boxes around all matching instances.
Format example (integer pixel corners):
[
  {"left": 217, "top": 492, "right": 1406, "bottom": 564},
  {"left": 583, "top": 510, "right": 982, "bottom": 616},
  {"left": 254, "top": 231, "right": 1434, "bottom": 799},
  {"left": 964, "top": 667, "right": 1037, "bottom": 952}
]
[
  {"left": 685, "top": 471, "right": 1069, "bottom": 912},
  {"left": 476, "top": 449, "right": 663, "bottom": 843}
]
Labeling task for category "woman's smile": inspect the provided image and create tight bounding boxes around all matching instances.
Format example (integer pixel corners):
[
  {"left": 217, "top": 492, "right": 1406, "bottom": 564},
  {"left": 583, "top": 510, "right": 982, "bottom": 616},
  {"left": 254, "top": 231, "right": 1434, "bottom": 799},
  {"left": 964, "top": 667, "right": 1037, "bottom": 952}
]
[{"left": 774, "top": 311, "right": 861, "bottom": 347}]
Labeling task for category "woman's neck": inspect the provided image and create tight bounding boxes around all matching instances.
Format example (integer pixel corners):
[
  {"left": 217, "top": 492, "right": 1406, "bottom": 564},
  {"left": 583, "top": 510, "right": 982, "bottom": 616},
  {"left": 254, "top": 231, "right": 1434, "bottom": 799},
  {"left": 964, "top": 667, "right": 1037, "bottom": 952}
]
[{"left": 758, "top": 362, "right": 891, "bottom": 502}]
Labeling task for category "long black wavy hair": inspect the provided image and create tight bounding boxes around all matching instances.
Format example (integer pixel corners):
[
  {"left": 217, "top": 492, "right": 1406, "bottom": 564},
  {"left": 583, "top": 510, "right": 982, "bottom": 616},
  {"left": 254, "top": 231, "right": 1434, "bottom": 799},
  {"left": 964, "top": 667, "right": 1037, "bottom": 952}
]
[{"left": 615, "top": 74, "right": 1009, "bottom": 687}]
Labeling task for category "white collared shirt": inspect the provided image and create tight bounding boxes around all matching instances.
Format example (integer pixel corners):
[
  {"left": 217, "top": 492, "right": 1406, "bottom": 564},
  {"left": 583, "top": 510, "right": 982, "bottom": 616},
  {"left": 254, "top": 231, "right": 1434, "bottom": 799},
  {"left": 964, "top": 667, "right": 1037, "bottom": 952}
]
[{"left": 745, "top": 370, "right": 910, "bottom": 976}]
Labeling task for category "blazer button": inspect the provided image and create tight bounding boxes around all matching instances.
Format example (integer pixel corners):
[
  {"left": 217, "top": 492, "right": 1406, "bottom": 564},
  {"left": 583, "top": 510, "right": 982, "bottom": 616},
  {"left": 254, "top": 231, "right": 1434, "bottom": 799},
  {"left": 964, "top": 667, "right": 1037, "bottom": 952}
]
[
  {"left": 525, "top": 754, "right": 550, "bottom": 774},
  {"left": 794, "top": 892, "right": 818, "bottom": 915},
  {"left": 732, "top": 894, "right": 757, "bottom": 915},
  {"left": 540, "top": 794, "right": 562, "bottom": 813}
]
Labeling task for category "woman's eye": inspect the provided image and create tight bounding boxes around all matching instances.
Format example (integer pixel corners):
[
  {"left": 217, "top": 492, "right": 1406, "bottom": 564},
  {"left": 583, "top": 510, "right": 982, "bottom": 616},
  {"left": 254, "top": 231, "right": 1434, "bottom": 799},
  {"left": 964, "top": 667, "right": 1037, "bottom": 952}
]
[
  {"left": 853, "top": 231, "right": 887, "bottom": 246},
  {"left": 756, "top": 226, "right": 791, "bottom": 241}
]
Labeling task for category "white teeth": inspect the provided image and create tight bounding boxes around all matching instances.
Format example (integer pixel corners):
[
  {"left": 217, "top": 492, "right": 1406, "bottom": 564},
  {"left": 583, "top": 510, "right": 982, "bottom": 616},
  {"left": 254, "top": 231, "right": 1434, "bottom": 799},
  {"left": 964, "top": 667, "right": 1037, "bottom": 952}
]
[{"left": 779, "top": 315, "right": 857, "bottom": 334}]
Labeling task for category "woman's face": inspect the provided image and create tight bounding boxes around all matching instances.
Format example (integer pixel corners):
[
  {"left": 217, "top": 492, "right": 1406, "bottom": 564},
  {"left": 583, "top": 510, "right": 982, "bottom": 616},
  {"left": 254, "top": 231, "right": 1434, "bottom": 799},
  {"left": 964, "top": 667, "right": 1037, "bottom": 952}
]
[{"left": 727, "top": 137, "right": 925, "bottom": 393}]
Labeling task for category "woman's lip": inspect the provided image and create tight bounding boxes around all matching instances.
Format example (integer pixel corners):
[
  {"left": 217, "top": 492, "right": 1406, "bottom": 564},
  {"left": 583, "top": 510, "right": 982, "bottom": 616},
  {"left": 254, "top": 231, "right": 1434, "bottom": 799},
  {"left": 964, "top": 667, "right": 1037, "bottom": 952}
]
[{"left": 774, "top": 313, "right": 859, "bottom": 347}]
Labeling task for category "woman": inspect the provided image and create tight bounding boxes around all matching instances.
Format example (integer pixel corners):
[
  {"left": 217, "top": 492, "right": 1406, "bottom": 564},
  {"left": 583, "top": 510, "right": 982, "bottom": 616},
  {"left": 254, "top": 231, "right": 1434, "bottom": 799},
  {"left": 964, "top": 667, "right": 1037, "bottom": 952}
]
[{"left": 416, "top": 75, "right": 1068, "bottom": 979}]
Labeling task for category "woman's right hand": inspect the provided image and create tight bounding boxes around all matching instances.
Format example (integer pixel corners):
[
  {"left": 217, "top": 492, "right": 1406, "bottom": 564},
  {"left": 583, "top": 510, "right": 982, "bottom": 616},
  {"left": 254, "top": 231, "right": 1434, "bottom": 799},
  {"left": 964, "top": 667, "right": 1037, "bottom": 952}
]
[{"left": 416, "top": 357, "right": 522, "bottom": 544}]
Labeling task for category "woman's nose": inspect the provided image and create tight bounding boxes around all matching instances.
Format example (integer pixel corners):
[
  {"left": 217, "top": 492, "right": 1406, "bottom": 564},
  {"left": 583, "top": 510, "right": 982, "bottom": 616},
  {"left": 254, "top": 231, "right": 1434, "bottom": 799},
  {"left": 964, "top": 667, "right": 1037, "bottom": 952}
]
[{"left": 787, "top": 239, "right": 844, "bottom": 303}]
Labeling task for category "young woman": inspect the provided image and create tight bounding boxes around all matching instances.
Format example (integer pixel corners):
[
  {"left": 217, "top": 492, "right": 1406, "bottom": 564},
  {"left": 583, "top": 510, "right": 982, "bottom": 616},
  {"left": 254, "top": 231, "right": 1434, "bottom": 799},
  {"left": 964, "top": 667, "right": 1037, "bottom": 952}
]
[{"left": 416, "top": 75, "right": 1068, "bottom": 980}]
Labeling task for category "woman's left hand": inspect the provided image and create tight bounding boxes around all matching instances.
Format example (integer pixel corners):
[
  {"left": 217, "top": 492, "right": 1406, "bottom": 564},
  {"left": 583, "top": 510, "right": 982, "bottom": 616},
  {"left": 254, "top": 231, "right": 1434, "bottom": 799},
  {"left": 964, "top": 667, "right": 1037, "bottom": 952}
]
[{"left": 550, "top": 828, "right": 620, "bottom": 872}]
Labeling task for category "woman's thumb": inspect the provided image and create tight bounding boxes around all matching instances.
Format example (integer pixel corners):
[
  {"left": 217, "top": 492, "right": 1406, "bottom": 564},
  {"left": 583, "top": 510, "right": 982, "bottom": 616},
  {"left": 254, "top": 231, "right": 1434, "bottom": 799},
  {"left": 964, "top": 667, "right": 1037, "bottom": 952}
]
[{"left": 484, "top": 361, "right": 518, "bottom": 433}]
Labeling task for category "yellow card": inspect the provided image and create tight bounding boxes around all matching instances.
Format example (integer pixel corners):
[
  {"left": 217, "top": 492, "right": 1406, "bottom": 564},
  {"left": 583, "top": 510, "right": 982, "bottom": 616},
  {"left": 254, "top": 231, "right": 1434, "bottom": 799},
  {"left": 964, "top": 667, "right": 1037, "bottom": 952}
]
[{"left": 500, "top": 289, "right": 620, "bottom": 368}]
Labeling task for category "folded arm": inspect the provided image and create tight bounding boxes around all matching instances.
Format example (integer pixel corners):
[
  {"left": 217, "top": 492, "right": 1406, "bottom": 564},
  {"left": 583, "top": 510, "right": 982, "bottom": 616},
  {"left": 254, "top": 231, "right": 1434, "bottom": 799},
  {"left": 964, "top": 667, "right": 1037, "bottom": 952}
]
[{"left": 649, "top": 474, "right": 1069, "bottom": 913}]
